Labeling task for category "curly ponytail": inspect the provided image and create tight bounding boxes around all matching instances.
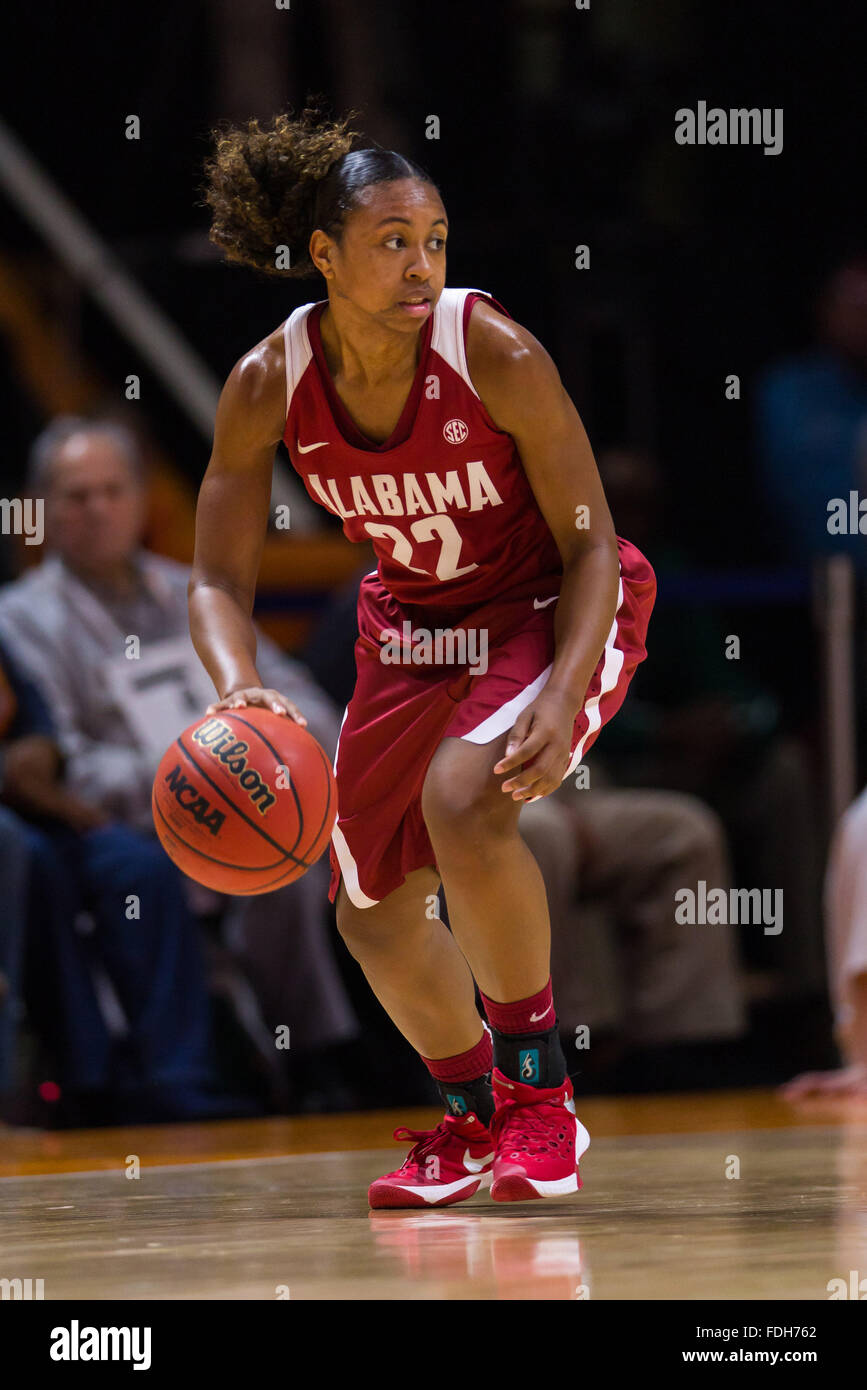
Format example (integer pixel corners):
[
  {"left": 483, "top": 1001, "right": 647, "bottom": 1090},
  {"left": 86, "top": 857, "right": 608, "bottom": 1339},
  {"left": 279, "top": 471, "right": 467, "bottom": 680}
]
[{"left": 202, "top": 97, "right": 438, "bottom": 280}]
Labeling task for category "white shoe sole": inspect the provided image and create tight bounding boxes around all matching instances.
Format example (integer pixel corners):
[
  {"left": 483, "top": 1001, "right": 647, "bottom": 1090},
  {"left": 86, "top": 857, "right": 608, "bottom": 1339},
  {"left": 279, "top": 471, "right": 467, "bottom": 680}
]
[
  {"left": 387, "top": 1169, "right": 493, "bottom": 1204},
  {"left": 491, "top": 1119, "right": 591, "bottom": 1200}
]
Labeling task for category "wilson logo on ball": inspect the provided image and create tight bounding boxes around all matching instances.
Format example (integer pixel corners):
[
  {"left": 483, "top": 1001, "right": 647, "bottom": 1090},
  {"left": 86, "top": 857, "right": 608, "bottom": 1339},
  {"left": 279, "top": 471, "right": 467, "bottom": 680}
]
[
  {"left": 153, "top": 707, "right": 337, "bottom": 896},
  {"left": 192, "top": 716, "right": 277, "bottom": 814},
  {"left": 163, "top": 765, "right": 226, "bottom": 836}
]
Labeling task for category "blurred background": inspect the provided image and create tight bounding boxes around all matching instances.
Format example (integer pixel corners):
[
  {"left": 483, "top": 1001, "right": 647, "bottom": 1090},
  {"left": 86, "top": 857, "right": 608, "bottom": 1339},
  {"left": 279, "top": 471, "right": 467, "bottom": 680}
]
[{"left": 0, "top": 0, "right": 865, "bottom": 1127}]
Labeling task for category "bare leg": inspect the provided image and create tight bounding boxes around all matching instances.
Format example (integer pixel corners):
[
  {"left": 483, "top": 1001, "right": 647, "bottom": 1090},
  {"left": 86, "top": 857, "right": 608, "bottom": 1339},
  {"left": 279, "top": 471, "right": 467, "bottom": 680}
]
[
  {"left": 335, "top": 867, "right": 482, "bottom": 1059},
  {"left": 337, "top": 729, "right": 556, "bottom": 1065},
  {"left": 422, "top": 733, "right": 551, "bottom": 1003}
]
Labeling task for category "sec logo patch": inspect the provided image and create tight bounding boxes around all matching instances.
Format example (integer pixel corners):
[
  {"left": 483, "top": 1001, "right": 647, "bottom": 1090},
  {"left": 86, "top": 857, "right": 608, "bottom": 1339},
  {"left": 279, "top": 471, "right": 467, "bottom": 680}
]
[{"left": 443, "top": 418, "right": 469, "bottom": 444}]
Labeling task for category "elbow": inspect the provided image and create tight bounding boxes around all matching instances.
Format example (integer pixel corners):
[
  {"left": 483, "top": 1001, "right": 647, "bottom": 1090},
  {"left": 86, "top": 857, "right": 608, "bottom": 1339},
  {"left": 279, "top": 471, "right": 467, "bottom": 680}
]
[
  {"left": 560, "top": 532, "right": 619, "bottom": 572},
  {"left": 188, "top": 571, "right": 210, "bottom": 602},
  {"left": 187, "top": 572, "right": 252, "bottom": 614},
  {"left": 187, "top": 572, "right": 209, "bottom": 612},
  {"left": 188, "top": 571, "right": 227, "bottom": 600}
]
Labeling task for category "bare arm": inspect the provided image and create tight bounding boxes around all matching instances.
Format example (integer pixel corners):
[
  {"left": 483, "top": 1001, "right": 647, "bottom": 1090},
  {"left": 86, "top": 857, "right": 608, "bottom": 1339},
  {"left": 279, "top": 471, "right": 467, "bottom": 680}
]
[
  {"left": 466, "top": 300, "right": 620, "bottom": 799},
  {"left": 188, "top": 329, "right": 306, "bottom": 723}
]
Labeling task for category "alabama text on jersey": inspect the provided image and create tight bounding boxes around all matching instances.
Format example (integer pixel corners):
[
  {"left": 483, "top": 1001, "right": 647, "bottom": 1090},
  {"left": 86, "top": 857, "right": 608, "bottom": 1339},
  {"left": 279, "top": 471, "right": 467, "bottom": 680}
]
[{"left": 282, "top": 288, "right": 563, "bottom": 610}]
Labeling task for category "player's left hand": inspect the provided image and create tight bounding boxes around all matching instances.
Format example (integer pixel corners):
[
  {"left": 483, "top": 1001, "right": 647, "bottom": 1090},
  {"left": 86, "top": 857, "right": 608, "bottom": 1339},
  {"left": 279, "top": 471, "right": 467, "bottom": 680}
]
[{"left": 493, "top": 688, "right": 576, "bottom": 801}]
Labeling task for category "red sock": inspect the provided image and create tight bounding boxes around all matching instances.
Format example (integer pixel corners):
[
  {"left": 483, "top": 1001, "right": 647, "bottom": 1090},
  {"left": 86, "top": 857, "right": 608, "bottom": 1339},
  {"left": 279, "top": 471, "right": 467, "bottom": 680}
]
[
  {"left": 420, "top": 1026, "right": 492, "bottom": 1082},
  {"left": 479, "top": 977, "right": 555, "bottom": 1035}
]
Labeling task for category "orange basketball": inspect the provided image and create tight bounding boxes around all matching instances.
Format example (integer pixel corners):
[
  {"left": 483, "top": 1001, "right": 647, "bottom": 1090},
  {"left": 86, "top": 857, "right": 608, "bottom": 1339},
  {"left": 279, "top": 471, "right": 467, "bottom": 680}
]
[{"left": 152, "top": 707, "right": 337, "bottom": 895}]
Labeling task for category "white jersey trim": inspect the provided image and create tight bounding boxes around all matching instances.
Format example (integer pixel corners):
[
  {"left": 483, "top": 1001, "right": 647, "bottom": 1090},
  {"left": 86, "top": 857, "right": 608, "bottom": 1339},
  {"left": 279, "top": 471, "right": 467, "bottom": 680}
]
[
  {"left": 283, "top": 289, "right": 491, "bottom": 415},
  {"left": 282, "top": 302, "right": 317, "bottom": 418},
  {"left": 430, "top": 287, "right": 492, "bottom": 399}
]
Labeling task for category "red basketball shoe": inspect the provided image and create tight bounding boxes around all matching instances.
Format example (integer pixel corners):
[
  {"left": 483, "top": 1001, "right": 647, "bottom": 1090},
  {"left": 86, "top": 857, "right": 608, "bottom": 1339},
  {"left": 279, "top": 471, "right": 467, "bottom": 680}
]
[
  {"left": 368, "top": 1112, "right": 495, "bottom": 1209},
  {"left": 489, "top": 1067, "right": 590, "bottom": 1202}
]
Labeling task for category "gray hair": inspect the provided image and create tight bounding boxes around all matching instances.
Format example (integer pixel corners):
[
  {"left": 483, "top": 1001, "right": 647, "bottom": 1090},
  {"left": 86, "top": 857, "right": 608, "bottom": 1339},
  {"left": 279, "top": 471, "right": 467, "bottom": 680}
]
[{"left": 26, "top": 417, "right": 146, "bottom": 494}]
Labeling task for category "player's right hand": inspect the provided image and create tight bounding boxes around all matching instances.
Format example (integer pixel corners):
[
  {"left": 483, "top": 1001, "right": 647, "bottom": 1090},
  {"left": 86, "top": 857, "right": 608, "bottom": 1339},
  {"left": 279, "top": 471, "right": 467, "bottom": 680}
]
[{"left": 207, "top": 687, "right": 308, "bottom": 726}]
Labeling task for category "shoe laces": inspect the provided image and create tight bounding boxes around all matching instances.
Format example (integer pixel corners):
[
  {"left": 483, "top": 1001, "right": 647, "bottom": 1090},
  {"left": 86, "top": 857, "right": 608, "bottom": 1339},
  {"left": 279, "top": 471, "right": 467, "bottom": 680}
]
[{"left": 391, "top": 1119, "right": 458, "bottom": 1169}]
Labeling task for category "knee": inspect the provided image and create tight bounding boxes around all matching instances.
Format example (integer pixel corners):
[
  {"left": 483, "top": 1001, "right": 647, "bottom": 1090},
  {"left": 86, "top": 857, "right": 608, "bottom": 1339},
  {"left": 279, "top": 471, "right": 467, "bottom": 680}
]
[
  {"left": 679, "top": 794, "right": 726, "bottom": 854},
  {"left": 422, "top": 762, "right": 516, "bottom": 855},
  {"left": 120, "top": 836, "right": 185, "bottom": 895},
  {"left": 652, "top": 791, "right": 730, "bottom": 873},
  {"left": 334, "top": 886, "right": 384, "bottom": 961},
  {"left": 518, "top": 797, "right": 579, "bottom": 877}
]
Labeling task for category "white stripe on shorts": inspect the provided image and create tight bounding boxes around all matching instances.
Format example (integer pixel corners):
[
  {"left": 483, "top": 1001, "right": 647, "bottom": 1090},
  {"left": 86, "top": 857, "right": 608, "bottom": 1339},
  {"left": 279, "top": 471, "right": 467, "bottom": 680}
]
[
  {"left": 330, "top": 704, "right": 379, "bottom": 908},
  {"left": 459, "top": 577, "right": 625, "bottom": 796}
]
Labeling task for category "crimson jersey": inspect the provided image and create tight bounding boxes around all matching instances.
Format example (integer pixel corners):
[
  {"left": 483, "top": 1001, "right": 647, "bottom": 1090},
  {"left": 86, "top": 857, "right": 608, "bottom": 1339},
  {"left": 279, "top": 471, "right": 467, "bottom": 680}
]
[{"left": 282, "top": 288, "right": 564, "bottom": 613}]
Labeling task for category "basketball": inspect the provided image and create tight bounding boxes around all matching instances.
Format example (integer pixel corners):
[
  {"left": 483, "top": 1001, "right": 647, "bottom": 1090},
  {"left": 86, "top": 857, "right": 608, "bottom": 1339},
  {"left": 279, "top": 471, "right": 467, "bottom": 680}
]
[{"left": 151, "top": 707, "right": 337, "bottom": 895}]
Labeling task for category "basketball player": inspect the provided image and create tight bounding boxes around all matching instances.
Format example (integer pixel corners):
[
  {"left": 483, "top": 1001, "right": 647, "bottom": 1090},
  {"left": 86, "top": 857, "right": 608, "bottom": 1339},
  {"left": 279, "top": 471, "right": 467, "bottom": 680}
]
[{"left": 190, "top": 104, "right": 656, "bottom": 1206}]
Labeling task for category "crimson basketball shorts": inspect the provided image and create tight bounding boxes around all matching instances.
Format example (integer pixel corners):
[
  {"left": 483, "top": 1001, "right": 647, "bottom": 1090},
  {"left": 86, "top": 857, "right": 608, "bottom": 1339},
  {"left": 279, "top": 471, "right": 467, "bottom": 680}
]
[{"left": 328, "top": 536, "right": 656, "bottom": 908}]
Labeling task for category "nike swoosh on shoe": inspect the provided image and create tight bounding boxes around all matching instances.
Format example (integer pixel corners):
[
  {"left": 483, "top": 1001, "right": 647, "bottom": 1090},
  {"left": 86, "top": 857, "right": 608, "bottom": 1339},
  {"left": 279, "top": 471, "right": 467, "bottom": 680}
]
[{"left": 463, "top": 1149, "right": 495, "bottom": 1172}]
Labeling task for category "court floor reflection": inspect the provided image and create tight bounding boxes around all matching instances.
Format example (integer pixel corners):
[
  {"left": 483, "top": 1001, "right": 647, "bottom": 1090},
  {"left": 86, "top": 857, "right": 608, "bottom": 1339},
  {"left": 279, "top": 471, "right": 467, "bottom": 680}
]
[{"left": 1, "top": 1120, "right": 864, "bottom": 1299}]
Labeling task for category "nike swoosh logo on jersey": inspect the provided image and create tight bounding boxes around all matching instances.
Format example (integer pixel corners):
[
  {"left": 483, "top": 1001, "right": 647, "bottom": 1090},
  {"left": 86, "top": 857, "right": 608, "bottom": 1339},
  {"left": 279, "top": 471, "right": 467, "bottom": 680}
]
[
  {"left": 529, "top": 1006, "right": 554, "bottom": 1023},
  {"left": 297, "top": 440, "right": 329, "bottom": 453},
  {"left": 533, "top": 595, "right": 558, "bottom": 609},
  {"left": 463, "top": 1149, "right": 495, "bottom": 1172}
]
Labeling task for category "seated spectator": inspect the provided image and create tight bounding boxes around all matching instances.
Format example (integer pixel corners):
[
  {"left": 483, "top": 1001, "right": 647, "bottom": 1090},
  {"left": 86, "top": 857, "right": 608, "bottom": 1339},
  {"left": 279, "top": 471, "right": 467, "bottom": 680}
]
[
  {"left": 0, "top": 638, "right": 63, "bottom": 1103},
  {"left": 0, "top": 802, "right": 29, "bottom": 1104},
  {"left": 0, "top": 633, "right": 229, "bottom": 1123},
  {"left": 592, "top": 447, "right": 825, "bottom": 1003},
  {"left": 0, "top": 417, "right": 360, "bottom": 1110},
  {"left": 519, "top": 774, "right": 746, "bottom": 1057},
  {"left": 782, "top": 788, "right": 867, "bottom": 1099},
  {"left": 756, "top": 254, "right": 867, "bottom": 788},
  {"left": 756, "top": 256, "right": 867, "bottom": 571}
]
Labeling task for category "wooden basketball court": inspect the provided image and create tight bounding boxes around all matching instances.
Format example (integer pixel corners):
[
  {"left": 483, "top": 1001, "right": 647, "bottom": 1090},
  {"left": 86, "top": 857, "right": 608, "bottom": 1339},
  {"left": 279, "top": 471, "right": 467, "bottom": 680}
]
[{"left": 2, "top": 1089, "right": 865, "bottom": 1300}]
